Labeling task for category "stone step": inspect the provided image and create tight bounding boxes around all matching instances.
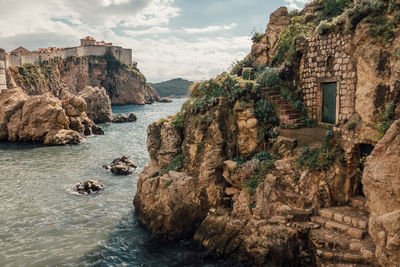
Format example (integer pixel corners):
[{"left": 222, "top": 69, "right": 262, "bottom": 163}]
[
  {"left": 311, "top": 216, "right": 367, "bottom": 239},
  {"left": 271, "top": 95, "right": 282, "bottom": 101},
  {"left": 276, "top": 100, "right": 289, "bottom": 105},
  {"left": 318, "top": 206, "right": 368, "bottom": 230},
  {"left": 349, "top": 196, "right": 366, "bottom": 209},
  {"left": 315, "top": 249, "right": 366, "bottom": 264},
  {"left": 266, "top": 91, "right": 281, "bottom": 96},
  {"left": 280, "top": 109, "right": 298, "bottom": 115},
  {"left": 310, "top": 227, "right": 355, "bottom": 251}
]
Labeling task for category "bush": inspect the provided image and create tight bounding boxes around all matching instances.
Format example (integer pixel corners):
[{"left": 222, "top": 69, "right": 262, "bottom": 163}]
[
  {"left": 243, "top": 159, "right": 275, "bottom": 195},
  {"left": 297, "top": 129, "right": 343, "bottom": 171},
  {"left": 365, "top": 16, "right": 395, "bottom": 42},
  {"left": 347, "top": 122, "right": 357, "bottom": 131},
  {"left": 171, "top": 112, "right": 186, "bottom": 128},
  {"left": 252, "top": 151, "right": 271, "bottom": 162},
  {"left": 256, "top": 68, "right": 281, "bottom": 89},
  {"left": 374, "top": 101, "right": 396, "bottom": 137},
  {"left": 242, "top": 69, "right": 252, "bottom": 80},
  {"left": 274, "top": 16, "right": 313, "bottom": 64},
  {"left": 255, "top": 99, "right": 279, "bottom": 142},
  {"left": 159, "top": 154, "right": 184, "bottom": 176},
  {"left": 251, "top": 32, "right": 265, "bottom": 43},
  {"left": 316, "top": 20, "right": 336, "bottom": 35},
  {"left": 323, "top": 0, "right": 353, "bottom": 17}
]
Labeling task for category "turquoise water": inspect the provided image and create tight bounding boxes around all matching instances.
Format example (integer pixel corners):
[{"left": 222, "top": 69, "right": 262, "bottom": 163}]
[{"left": 0, "top": 99, "right": 222, "bottom": 266}]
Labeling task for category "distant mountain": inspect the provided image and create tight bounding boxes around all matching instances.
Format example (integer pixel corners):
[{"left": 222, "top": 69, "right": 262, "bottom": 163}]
[{"left": 150, "top": 78, "right": 193, "bottom": 98}]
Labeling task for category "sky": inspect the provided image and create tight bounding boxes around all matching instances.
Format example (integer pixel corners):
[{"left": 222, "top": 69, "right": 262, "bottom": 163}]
[{"left": 0, "top": 0, "right": 311, "bottom": 83}]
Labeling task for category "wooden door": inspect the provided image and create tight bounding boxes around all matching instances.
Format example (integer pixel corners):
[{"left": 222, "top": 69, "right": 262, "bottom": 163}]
[{"left": 322, "top": 82, "right": 337, "bottom": 124}]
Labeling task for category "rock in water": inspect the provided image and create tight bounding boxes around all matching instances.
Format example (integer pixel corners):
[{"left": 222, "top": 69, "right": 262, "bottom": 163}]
[
  {"left": 75, "top": 180, "right": 104, "bottom": 195},
  {"left": 104, "top": 156, "right": 137, "bottom": 175},
  {"left": 158, "top": 97, "right": 172, "bottom": 103},
  {"left": 111, "top": 112, "right": 137, "bottom": 123},
  {"left": 78, "top": 86, "right": 113, "bottom": 123}
]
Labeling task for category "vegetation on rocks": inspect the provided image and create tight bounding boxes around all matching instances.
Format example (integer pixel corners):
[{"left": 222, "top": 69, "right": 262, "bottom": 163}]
[{"left": 159, "top": 154, "right": 184, "bottom": 176}]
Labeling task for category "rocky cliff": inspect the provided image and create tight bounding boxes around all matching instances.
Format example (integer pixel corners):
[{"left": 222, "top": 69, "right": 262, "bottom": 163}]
[
  {"left": 135, "top": 0, "right": 400, "bottom": 266},
  {"left": 6, "top": 54, "right": 159, "bottom": 105},
  {"left": 0, "top": 88, "right": 103, "bottom": 145}
]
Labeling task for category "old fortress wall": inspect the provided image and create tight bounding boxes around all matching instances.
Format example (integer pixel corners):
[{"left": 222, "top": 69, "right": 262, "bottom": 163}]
[
  {"left": 6, "top": 45, "right": 132, "bottom": 68},
  {"left": 0, "top": 49, "right": 6, "bottom": 92},
  {"left": 4, "top": 36, "right": 133, "bottom": 69}
]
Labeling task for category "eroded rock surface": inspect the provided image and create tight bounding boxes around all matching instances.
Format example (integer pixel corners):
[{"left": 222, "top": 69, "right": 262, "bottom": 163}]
[
  {"left": 104, "top": 156, "right": 137, "bottom": 175},
  {"left": 78, "top": 86, "right": 113, "bottom": 123},
  {"left": 363, "top": 119, "right": 400, "bottom": 266},
  {"left": 111, "top": 112, "right": 137, "bottom": 123},
  {"left": 76, "top": 180, "right": 104, "bottom": 195},
  {"left": 0, "top": 87, "right": 103, "bottom": 145}
]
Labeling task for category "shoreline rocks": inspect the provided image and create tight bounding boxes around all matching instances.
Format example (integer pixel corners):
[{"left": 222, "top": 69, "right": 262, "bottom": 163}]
[
  {"left": 75, "top": 180, "right": 104, "bottom": 195},
  {"left": 158, "top": 97, "right": 172, "bottom": 103},
  {"left": 104, "top": 156, "right": 137, "bottom": 175},
  {"left": 111, "top": 112, "right": 137, "bottom": 123}
]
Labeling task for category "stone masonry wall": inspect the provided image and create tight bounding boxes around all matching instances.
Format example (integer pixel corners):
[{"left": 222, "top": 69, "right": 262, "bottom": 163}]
[
  {"left": 0, "top": 49, "right": 6, "bottom": 92},
  {"left": 300, "top": 32, "right": 357, "bottom": 123},
  {"left": 6, "top": 46, "right": 132, "bottom": 68}
]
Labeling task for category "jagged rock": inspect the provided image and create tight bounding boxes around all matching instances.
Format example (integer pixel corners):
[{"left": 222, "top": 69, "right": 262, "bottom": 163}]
[
  {"left": 78, "top": 86, "right": 113, "bottom": 123},
  {"left": 111, "top": 112, "right": 137, "bottom": 123},
  {"left": 134, "top": 171, "right": 206, "bottom": 239},
  {"left": 0, "top": 87, "right": 103, "bottom": 145},
  {"left": 104, "top": 156, "right": 137, "bottom": 175},
  {"left": 75, "top": 180, "right": 104, "bottom": 195},
  {"left": 233, "top": 102, "right": 259, "bottom": 157},
  {"left": 158, "top": 97, "right": 172, "bottom": 103},
  {"left": 363, "top": 119, "right": 400, "bottom": 266},
  {"left": 251, "top": 7, "right": 290, "bottom": 66}
]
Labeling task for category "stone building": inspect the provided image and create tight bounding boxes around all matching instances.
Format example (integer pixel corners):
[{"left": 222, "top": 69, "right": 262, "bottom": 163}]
[
  {"left": 299, "top": 33, "right": 357, "bottom": 125},
  {"left": 5, "top": 37, "right": 132, "bottom": 68},
  {"left": 0, "top": 49, "right": 6, "bottom": 92}
]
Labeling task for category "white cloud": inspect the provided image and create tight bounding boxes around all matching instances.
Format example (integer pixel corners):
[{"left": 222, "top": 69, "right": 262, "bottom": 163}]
[
  {"left": 0, "top": 0, "right": 250, "bottom": 82},
  {"left": 284, "top": 0, "right": 311, "bottom": 10},
  {"left": 183, "top": 23, "right": 238, "bottom": 34}
]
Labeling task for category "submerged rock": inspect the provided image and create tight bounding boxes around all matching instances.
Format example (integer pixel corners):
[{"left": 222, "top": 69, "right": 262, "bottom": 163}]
[
  {"left": 75, "top": 180, "right": 104, "bottom": 195},
  {"left": 104, "top": 156, "right": 137, "bottom": 175},
  {"left": 111, "top": 112, "right": 137, "bottom": 123}
]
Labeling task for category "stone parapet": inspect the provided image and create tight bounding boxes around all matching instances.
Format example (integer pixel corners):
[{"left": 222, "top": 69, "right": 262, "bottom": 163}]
[{"left": 0, "top": 48, "right": 6, "bottom": 91}]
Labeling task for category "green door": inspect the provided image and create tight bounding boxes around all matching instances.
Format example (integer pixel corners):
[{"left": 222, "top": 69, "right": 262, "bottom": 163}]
[{"left": 322, "top": 82, "right": 337, "bottom": 124}]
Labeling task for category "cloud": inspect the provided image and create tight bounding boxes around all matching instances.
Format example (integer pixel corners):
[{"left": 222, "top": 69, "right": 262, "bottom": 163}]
[
  {"left": 183, "top": 23, "right": 238, "bottom": 34},
  {"left": 284, "top": 0, "right": 311, "bottom": 10},
  {"left": 0, "top": 0, "right": 249, "bottom": 82}
]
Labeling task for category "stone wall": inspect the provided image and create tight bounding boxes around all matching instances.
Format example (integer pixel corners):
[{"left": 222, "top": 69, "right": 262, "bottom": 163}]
[
  {"left": 0, "top": 49, "right": 6, "bottom": 92},
  {"left": 6, "top": 46, "right": 132, "bottom": 68},
  {"left": 300, "top": 33, "right": 357, "bottom": 123}
]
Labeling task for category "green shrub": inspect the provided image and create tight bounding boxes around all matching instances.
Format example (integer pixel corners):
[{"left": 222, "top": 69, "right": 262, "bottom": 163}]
[
  {"left": 196, "top": 141, "right": 205, "bottom": 153},
  {"left": 164, "top": 180, "right": 172, "bottom": 188},
  {"left": 274, "top": 16, "right": 313, "bottom": 64},
  {"left": 316, "top": 20, "right": 336, "bottom": 35},
  {"left": 243, "top": 159, "right": 275, "bottom": 195},
  {"left": 159, "top": 154, "right": 184, "bottom": 176},
  {"left": 374, "top": 101, "right": 396, "bottom": 136},
  {"left": 297, "top": 129, "right": 343, "bottom": 171},
  {"left": 252, "top": 32, "right": 265, "bottom": 43},
  {"left": 248, "top": 202, "right": 256, "bottom": 213},
  {"left": 252, "top": 151, "right": 271, "bottom": 162},
  {"left": 242, "top": 69, "right": 252, "bottom": 80},
  {"left": 347, "top": 122, "right": 357, "bottom": 131},
  {"left": 256, "top": 68, "right": 281, "bottom": 89},
  {"left": 365, "top": 16, "right": 395, "bottom": 42},
  {"left": 171, "top": 112, "right": 186, "bottom": 128},
  {"left": 323, "top": 0, "right": 353, "bottom": 17},
  {"left": 102, "top": 52, "right": 124, "bottom": 72}
]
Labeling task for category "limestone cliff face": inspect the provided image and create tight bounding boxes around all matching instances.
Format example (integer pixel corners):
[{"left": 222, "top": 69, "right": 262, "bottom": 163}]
[
  {"left": 0, "top": 88, "right": 103, "bottom": 145},
  {"left": 363, "top": 119, "right": 400, "bottom": 267},
  {"left": 6, "top": 56, "right": 159, "bottom": 105}
]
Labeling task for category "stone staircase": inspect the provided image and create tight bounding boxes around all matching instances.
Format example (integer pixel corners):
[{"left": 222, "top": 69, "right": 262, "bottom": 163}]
[
  {"left": 310, "top": 196, "right": 379, "bottom": 266},
  {"left": 259, "top": 87, "right": 301, "bottom": 126}
]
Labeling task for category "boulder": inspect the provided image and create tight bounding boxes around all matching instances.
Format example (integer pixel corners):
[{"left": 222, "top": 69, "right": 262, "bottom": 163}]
[
  {"left": 104, "top": 156, "right": 137, "bottom": 175},
  {"left": 0, "top": 87, "right": 103, "bottom": 145},
  {"left": 78, "top": 86, "right": 113, "bottom": 123},
  {"left": 363, "top": 119, "right": 400, "bottom": 266},
  {"left": 111, "top": 112, "right": 137, "bottom": 123},
  {"left": 158, "top": 97, "right": 172, "bottom": 103},
  {"left": 75, "top": 180, "right": 104, "bottom": 195}
]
